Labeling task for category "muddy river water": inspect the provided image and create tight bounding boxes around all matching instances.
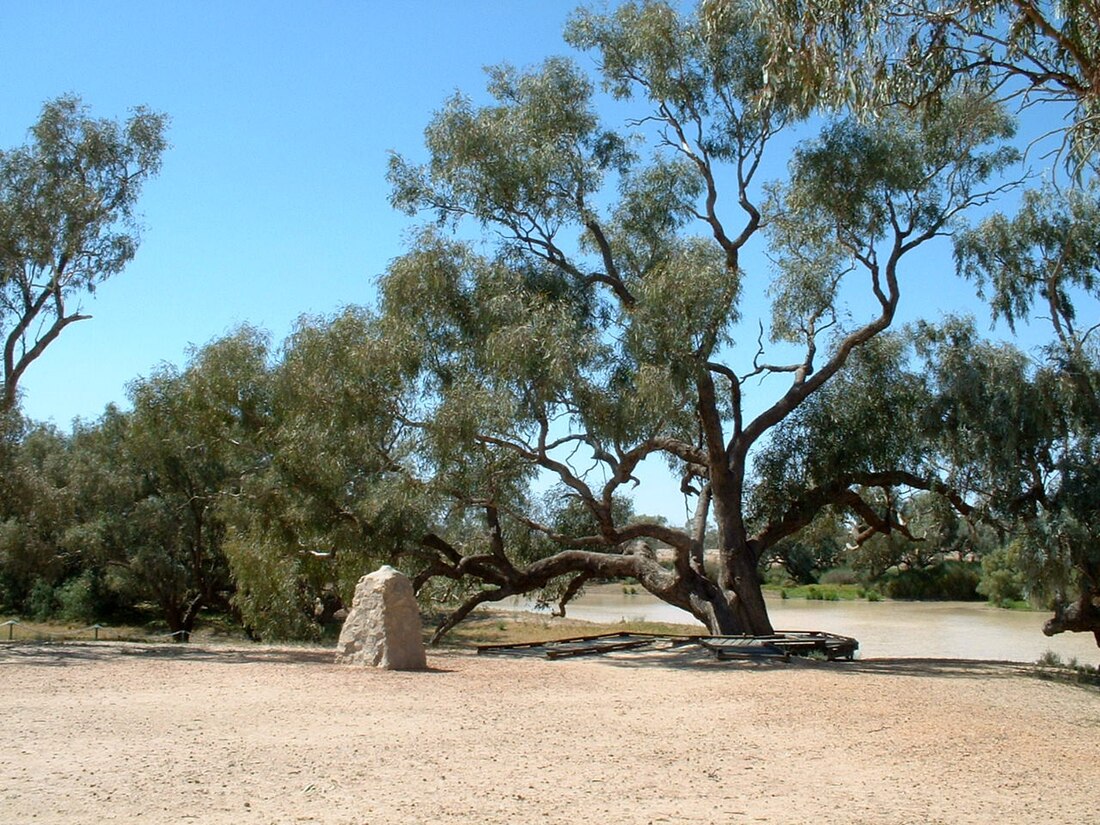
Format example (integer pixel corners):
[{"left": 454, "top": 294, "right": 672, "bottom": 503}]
[{"left": 509, "top": 588, "right": 1100, "bottom": 665}]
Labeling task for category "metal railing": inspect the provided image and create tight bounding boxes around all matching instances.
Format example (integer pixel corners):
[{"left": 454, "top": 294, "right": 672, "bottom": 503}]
[{"left": 1, "top": 619, "right": 191, "bottom": 643}]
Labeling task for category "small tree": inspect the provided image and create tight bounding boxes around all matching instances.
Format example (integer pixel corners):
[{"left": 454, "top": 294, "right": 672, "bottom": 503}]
[{"left": 0, "top": 95, "right": 168, "bottom": 413}]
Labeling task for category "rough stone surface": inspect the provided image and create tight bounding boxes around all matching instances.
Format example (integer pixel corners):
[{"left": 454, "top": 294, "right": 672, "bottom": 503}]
[{"left": 334, "top": 566, "right": 426, "bottom": 670}]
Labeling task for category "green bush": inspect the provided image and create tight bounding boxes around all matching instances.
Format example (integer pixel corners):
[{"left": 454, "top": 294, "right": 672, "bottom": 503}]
[
  {"left": 25, "top": 578, "right": 56, "bottom": 621},
  {"left": 819, "top": 567, "right": 860, "bottom": 585},
  {"left": 0, "top": 575, "right": 14, "bottom": 614},
  {"left": 804, "top": 584, "right": 844, "bottom": 601},
  {"left": 977, "top": 545, "right": 1028, "bottom": 606},
  {"left": 883, "top": 562, "right": 982, "bottom": 601},
  {"left": 55, "top": 572, "right": 101, "bottom": 624},
  {"left": 764, "top": 565, "right": 793, "bottom": 586}
]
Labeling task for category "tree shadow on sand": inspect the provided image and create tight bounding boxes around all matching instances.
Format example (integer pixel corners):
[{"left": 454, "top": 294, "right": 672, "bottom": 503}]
[
  {"left": 0, "top": 641, "right": 453, "bottom": 672},
  {"left": 568, "top": 644, "right": 1037, "bottom": 680}
]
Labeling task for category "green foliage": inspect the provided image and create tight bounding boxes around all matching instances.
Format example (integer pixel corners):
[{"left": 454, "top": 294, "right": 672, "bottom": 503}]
[
  {"left": 978, "top": 544, "right": 1029, "bottom": 607},
  {"left": 764, "top": 97, "right": 1018, "bottom": 346},
  {"left": 25, "top": 578, "right": 57, "bottom": 622},
  {"left": 54, "top": 571, "right": 106, "bottom": 624},
  {"left": 746, "top": 0, "right": 1100, "bottom": 170},
  {"left": 751, "top": 335, "right": 932, "bottom": 525},
  {"left": 388, "top": 55, "right": 621, "bottom": 229},
  {"left": 956, "top": 183, "right": 1100, "bottom": 334},
  {"left": 221, "top": 309, "right": 430, "bottom": 640},
  {"left": 567, "top": 0, "right": 782, "bottom": 148},
  {"left": 765, "top": 510, "right": 845, "bottom": 584},
  {"left": 112, "top": 328, "right": 270, "bottom": 630},
  {"left": 765, "top": 581, "right": 863, "bottom": 601},
  {"left": 882, "top": 562, "right": 982, "bottom": 602},
  {"left": 776, "top": 98, "right": 1015, "bottom": 246},
  {"left": 926, "top": 182, "right": 1100, "bottom": 637},
  {"left": 805, "top": 585, "right": 841, "bottom": 601},
  {"left": 547, "top": 492, "right": 634, "bottom": 550},
  {"left": 0, "top": 422, "right": 78, "bottom": 610}
]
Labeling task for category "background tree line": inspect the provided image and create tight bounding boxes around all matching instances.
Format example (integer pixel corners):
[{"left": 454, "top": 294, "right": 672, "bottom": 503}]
[
  {"left": 0, "top": 310, "right": 1062, "bottom": 638},
  {"left": 2, "top": 1, "right": 1097, "bottom": 645}
]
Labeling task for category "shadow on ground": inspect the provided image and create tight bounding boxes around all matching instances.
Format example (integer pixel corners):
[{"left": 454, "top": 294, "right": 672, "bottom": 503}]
[
  {"left": 0, "top": 641, "right": 339, "bottom": 668},
  {"left": 0, "top": 641, "right": 461, "bottom": 673},
  {"left": 0, "top": 639, "right": 1054, "bottom": 683},
  {"left": 552, "top": 643, "right": 1036, "bottom": 680}
]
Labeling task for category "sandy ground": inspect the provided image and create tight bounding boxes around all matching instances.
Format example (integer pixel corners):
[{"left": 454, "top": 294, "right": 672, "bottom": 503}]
[{"left": 1, "top": 642, "right": 1098, "bottom": 825}]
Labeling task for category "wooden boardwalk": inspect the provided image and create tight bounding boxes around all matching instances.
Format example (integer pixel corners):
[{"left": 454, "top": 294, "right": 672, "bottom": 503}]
[{"left": 478, "top": 630, "right": 859, "bottom": 661}]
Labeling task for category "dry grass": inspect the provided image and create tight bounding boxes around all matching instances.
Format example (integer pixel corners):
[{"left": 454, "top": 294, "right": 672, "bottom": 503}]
[
  {"left": 434, "top": 609, "right": 702, "bottom": 647},
  {"left": 2, "top": 609, "right": 702, "bottom": 650}
]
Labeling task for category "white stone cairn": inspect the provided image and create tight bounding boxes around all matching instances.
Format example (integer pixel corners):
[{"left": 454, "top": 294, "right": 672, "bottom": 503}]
[{"left": 334, "top": 566, "right": 427, "bottom": 670}]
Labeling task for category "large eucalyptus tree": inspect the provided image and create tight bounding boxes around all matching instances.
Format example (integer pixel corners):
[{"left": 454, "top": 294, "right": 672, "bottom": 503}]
[
  {"left": 749, "top": 1, "right": 1100, "bottom": 644},
  {"left": 380, "top": 1, "right": 1019, "bottom": 638}
]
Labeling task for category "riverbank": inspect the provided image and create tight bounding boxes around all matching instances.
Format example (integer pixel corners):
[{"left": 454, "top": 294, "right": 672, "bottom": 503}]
[
  {"left": 514, "top": 583, "right": 1100, "bottom": 666},
  {"left": 2, "top": 640, "right": 1097, "bottom": 824}
]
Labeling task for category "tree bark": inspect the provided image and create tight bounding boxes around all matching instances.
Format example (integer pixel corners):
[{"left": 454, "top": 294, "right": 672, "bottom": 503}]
[{"left": 1043, "top": 589, "right": 1100, "bottom": 648}]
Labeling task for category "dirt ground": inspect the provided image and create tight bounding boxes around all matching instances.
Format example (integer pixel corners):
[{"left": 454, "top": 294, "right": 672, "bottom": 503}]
[{"left": 1, "top": 641, "right": 1097, "bottom": 824}]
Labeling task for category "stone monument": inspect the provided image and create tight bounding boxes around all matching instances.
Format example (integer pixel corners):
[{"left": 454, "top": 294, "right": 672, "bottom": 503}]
[{"left": 334, "top": 565, "right": 427, "bottom": 670}]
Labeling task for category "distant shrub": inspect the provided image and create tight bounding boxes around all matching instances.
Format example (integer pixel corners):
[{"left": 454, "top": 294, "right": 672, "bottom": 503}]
[
  {"left": 938, "top": 562, "right": 983, "bottom": 600},
  {"left": 764, "top": 565, "right": 793, "bottom": 586},
  {"left": 977, "top": 545, "right": 1028, "bottom": 607},
  {"left": 25, "top": 578, "right": 56, "bottom": 621},
  {"left": 819, "top": 567, "right": 860, "bottom": 586},
  {"left": 1037, "top": 650, "right": 1063, "bottom": 667},
  {"left": 804, "top": 584, "right": 843, "bottom": 601},
  {"left": 1035, "top": 651, "right": 1100, "bottom": 686},
  {"left": 55, "top": 572, "right": 101, "bottom": 623},
  {"left": 884, "top": 562, "right": 981, "bottom": 601}
]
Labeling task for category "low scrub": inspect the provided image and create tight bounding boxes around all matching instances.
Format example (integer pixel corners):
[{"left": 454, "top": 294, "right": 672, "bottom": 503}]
[
  {"left": 1035, "top": 651, "right": 1100, "bottom": 688},
  {"left": 442, "top": 612, "right": 700, "bottom": 647},
  {"left": 766, "top": 583, "right": 865, "bottom": 601},
  {"left": 818, "top": 567, "right": 861, "bottom": 586},
  {"left": 882, "top": 562, "right": 982, "bottom": 601}
]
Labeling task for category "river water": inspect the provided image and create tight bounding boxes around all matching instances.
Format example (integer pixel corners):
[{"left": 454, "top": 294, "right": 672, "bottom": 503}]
[{"left": 507, "top": 588, "right": 1100, "bottom": 665}]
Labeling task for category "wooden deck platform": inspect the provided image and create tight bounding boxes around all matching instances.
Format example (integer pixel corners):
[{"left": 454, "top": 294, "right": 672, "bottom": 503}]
[
  {"left": 694, "top": 631, "right": 859, "bottom": 661},
  {"left": 477, "top": 630, "right": 859, "bottom": 661}
]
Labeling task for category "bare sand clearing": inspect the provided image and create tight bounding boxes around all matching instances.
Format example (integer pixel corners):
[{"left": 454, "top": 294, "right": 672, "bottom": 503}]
[{"left": 1, "top": 641, "right": 1097, "bottom": 824}]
